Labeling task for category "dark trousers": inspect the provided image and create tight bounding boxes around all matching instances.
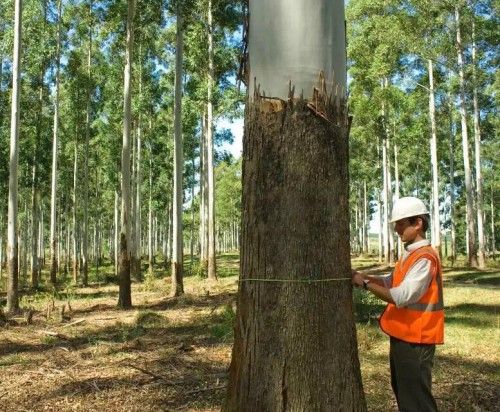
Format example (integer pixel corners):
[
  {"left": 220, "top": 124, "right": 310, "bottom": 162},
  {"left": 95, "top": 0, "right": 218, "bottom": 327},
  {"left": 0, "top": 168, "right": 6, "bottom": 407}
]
[{"left": 390, "top": 337, "right": 438, "bottom": 412}]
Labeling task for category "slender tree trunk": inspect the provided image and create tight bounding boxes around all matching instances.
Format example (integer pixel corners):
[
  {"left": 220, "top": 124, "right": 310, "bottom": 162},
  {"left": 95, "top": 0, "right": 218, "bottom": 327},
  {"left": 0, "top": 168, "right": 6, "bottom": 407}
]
[
  {"left": 381, "top": 135, "right": 389, "bottom": 264},
  {"left": 49, "top": 0, "right": 62, "bottom": 286},
  {"left": 7, "top": 0, "right": 23, "bottom": 313},
  {"left": 82, "top": 3, "right": 92, "bottom": 286},
  {"left": 225, "top": 1, "right": 365, "bottom": 409},
  {"left": 118, "top": 0, "right": 135, "bottom": 309},
  {"left": 31, "top": 71, "right": 44, "bottom": 290},
  {"left": 148, "top": 147, "right": 153, "bottom": 274},
  {"left": 455, "top": 6, "right": 478, "bottom": 267},
  {"left": 72, "top": 135, "right": 79, "bottom": 283},
  {"left": 428, "top": 59, "right": 441, "bottom": 257},
  {"left": 114, "top": 191, "right": 119, "bottom": 277},
  {"left": 472, "top": 21, "right": 485, "bottom": 268},
  {"left": 171, "top": 5, "right": 184, "bottom": 297},
  {"left": 393, "top": 144, "right": 402, "bottom": 258},
  {"left": 206, "top": 0, "right": 217, "bottom": 281},
  {"left": 377, "top": 190, "right": 383, "bottom": 262},
  {"left": 135, "top": 80, "right": 143, "bottom": 280},
  {"left": 491, "top": 188, "right": 496, "bottom": 256}
]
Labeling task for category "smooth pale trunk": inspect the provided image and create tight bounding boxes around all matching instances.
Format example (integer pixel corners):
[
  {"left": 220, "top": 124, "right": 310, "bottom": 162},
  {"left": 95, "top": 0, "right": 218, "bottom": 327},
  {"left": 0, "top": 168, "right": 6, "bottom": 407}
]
[
  {"left": 455, "top": 6, "right": 478, "bottom": 267},
  {"left": 428, "top": 60, "right": 441, "bottom": 257},
  {"left": 377, "top": 190, "right": 383, "bottom": 262},
  {"left": 148, "top": 149, "right": 153, "bottom": 273},
  {"left": 394, "top": 145, "right": 402, "bottom": 258},
  {"left": 381, "top": 137, "right": 389, "bottom": 263},
  {"left": 49, "top": 0, "right": 62, "bottom": 285},
  {"left": 136, "top": 116, "right": 142, "bottom": 278},
  {"left": 72, "top": 139, "right": 79, "bottom": 283},
  {"left": 385, "top": 133, "right": 394, "bottom": 265},
  {"left": 118, "top": 0, "right": 134, "bottom": 309},
  {"left": 114, "top": 191, "right": 119, "bottom": 277},
  {"left": 82, "top": 0, "right": 93, "bottom": 286},
  {"left": 472, "top": 21, "right": 485, "bottom": 268},
  {"left": 7, "top": 0, "right": 22, "bottom": 313},
  {"left": 363, "top": 181, "right": 368, "bottom": 254},
  {"left": 448, "top": 93, "right": 456, "bottom": 262},
  {"left": 491, "top": 190, "right": 496, "bottom": 255},
  {"left": 207, "top": 0, "right": 217, "bottom": 281},
  {"left": 171, "top": 7, "right": 184, "bottom": 296}
]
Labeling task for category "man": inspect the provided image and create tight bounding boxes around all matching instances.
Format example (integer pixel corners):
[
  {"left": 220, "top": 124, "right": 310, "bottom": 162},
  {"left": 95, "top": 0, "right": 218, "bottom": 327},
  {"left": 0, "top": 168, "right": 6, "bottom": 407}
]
[{"left": 352, "top": 196, "right": 444, "bottom": 412}]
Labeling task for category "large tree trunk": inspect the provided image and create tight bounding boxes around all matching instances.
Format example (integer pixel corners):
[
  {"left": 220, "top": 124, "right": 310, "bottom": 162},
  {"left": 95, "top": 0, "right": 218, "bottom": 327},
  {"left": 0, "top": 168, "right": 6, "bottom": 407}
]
[
  {"left": 7, "top": 0, "right": 22, "bottom": 313},
  {"left": 455, "top": 6, "right": 478, "bottom": 267},
  {"left": 428, "top": 59, "right": 441, "bottom": 257},
  {"left": 206, "top": 0, "right": 217, "bottom": 281},
  {"left": 118, "top": 0, "right": 134, "bottom": 309},
  {"left": 171, "top": 5, "right": 184, "bottom": 297},
  {"left": 472, "top": 20, "right": 485, "bottom": 268},
  {"left": 49, "top": 0, "right": 62, "bottom": 286},
  {"left": 225, "top": 94, "right": 366, "bottom": 411},
  {"left": 224, "top": 1, "right": 366, "bottom": 409}
]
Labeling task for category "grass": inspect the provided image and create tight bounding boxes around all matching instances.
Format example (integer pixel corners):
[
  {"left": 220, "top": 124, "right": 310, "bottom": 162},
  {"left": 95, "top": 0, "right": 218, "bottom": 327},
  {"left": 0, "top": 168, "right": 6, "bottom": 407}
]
[{"left": 0, "top": 252, "right": 498, "bottom": 411}]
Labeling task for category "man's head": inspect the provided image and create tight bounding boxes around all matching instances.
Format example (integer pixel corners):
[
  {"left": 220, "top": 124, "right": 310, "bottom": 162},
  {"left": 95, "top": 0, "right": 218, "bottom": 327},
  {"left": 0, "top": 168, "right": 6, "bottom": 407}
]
[{"left": 390, "top": 197, "right": 430, "bottom": 244}]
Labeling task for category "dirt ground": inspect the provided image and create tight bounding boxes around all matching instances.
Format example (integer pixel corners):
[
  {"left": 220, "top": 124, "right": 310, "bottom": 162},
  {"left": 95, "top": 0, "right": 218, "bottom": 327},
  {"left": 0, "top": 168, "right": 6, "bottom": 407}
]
[{"left": 0, "top": 257, "right": 499, "bottom": 411}]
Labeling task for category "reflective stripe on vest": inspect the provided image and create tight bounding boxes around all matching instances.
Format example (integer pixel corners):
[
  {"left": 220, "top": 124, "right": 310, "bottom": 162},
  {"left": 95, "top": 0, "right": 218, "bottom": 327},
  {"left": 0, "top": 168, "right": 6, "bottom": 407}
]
[{"left": 406, "top": 268, "right": 444, "bottom": 312}]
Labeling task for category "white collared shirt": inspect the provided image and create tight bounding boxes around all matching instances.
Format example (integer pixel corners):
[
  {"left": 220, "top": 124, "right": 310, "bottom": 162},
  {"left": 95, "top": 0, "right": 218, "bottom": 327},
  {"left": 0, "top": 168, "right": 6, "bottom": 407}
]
[{"left": 382, "top": 239, "right": 433, "bottom": 308}]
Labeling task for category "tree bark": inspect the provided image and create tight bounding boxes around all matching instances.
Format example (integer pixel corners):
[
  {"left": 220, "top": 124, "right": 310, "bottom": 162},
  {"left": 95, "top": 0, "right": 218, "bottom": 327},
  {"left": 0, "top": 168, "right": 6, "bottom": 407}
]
[
  {"left": 224, "top": 93, "right": 366, "bottom": 411},
  {"left": 428, "top": 59, "right": 441, "bottom": 257},
  {"left": 49, "top": 0, "right": 62, "bottom": 286},
  {"left": 7, "top": 0, "right": 22, "bottom": 313},
  {"left": 118, "top": 0, "right": 135, "bottom": 309},
  {"left": 455, "top": 6, "right": 478, "bottom": 267},
  {"left": 171, "top": 5, "right": 184, "bottom": 297},
  {"left": 207, "top": 0, "right": 217, "bottom": 281},
  {"left": 82, "top": 0, "right": 93, "bottom": 286},
  {"left": 472, "top": 20, "right": 485, "bottom": 268}
]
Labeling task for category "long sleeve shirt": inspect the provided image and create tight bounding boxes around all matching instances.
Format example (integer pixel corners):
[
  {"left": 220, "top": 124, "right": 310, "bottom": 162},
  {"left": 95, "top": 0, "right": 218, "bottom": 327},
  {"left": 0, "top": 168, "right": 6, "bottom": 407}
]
[{"left": 381, "top": 239, "right": 433, "bottom": 308}]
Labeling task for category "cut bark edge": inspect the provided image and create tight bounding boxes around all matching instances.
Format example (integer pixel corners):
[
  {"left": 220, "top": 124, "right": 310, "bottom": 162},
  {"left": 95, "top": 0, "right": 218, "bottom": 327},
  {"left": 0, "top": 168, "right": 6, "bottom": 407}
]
[{"left": 252, "top": 71, "right": 349, "bottom": 127}]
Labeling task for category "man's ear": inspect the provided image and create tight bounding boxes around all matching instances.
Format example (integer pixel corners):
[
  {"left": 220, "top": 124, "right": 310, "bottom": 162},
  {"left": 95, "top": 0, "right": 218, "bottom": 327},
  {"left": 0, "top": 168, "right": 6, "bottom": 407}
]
[{"left": 415, "top": 217, "right": 424, "bottom": 231}]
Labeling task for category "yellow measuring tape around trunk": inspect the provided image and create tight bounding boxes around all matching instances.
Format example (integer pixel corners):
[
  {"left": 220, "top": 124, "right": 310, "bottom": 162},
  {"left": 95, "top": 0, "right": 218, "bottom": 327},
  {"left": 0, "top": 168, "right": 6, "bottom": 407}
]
[{"left": 239, "top": 277, "right": 351, "bottom": 283}]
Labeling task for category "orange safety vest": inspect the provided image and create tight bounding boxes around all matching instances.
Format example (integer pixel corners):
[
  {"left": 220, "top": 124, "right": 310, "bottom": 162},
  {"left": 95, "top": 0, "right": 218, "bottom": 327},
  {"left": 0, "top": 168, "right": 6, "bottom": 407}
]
[{"left": 380, "top": 245, "right": 444, "bottom": 344}]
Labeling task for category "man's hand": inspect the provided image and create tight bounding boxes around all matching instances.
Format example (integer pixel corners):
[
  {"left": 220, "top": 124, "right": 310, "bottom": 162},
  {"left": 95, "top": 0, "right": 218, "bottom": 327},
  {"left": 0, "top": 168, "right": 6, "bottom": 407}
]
[{"left": 351, "top": 270, "right": 365, "bottom": 288}]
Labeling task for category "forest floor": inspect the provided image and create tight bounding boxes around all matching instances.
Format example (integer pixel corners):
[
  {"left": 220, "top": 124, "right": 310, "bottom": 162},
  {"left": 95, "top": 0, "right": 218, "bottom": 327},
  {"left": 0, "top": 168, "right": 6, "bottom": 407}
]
[{"left": 0, "top": 254, "right": 499, "bottom": 411}]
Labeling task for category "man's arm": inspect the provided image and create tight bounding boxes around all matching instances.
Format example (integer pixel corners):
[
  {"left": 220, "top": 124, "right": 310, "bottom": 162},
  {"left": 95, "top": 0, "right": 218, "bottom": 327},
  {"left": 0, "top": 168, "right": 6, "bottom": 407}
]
[{"left": 352, "top": 271, "right": 395, "bottom": 304}]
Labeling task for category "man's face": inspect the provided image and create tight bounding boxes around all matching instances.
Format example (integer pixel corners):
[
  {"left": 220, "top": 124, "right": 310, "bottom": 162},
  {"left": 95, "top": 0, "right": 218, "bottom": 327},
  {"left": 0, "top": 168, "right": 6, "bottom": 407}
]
[{"left": 394, "top": 218, "right": 419, "bottom": 243}]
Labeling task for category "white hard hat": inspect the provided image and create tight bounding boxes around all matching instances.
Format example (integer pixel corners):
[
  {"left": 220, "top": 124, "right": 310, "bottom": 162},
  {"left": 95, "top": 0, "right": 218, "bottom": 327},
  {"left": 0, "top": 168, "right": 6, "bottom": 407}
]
[{"left": 390, "top": 196, "right": 429, "bottom": 223}]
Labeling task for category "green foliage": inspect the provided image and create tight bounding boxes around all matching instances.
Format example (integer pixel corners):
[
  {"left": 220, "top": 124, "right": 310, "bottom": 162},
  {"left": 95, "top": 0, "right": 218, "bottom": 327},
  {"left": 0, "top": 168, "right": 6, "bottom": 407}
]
[{"left": 209, "top": 303, "right": 235, "bottom": 342}]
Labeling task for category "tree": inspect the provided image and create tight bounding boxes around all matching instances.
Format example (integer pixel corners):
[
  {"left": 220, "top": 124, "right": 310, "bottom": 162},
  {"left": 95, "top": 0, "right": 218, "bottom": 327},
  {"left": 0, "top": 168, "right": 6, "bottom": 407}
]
[
  {"left": 206, "top": 0, "right": 217, "bottom": 281},
  {"left": 455, "top": 4, "right": 478, "bottom": 267},
  {"left": 6, "top": 0, "right": 23, "bottom": 313},
  {"left": 49, "top": 0, "right": 62, "bottom": 285},
  {"left": 224, "top": 1, "right": 366, "bottom": 409},
  {"left": 171, "top": 2, "right": 184, "bottom": 297},
  {"left": 118, "top": 0, "right": 135, "bottom": 309}
]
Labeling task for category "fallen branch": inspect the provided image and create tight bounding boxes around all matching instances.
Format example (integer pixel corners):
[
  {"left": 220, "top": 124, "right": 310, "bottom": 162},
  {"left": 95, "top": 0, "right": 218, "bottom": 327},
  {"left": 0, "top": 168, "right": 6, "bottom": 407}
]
[
  {"left": 38, "top": 330, "right": 69, "bottom": 340},
  {"left": 62, "top": 319, "right": 86, "bottom": 328},
  {"left": 184, "top": 384, "right": 226, "bottom": 395},
  {"left": 124, "top": 363, "right": 227, "bottom": 387}
]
